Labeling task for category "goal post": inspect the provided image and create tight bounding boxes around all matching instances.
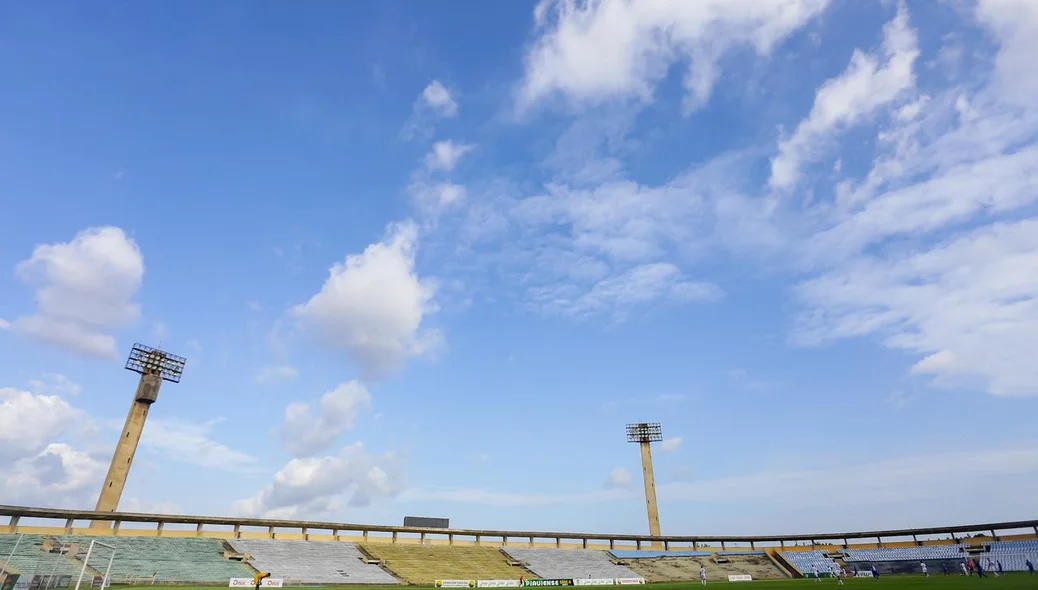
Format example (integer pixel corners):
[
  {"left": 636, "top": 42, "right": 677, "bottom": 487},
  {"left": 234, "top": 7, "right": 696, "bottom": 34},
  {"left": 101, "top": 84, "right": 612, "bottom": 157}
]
[{"left": 74, "top": 541, "right": 116, "bottom": 590}]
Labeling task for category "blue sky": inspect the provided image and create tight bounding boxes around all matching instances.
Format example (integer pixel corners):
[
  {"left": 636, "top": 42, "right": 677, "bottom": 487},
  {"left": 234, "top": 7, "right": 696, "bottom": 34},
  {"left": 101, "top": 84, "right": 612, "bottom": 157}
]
[{"left": 2, "top": 0, "right": 1038, "bottom": 537}]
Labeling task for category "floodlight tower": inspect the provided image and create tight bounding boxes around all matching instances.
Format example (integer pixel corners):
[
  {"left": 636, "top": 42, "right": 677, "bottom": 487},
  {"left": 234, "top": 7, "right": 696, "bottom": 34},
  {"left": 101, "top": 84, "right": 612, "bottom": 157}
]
[
  {"left": 91, "top": 343, "right": 185, "bottom": 527},
  {"left": 626, "top": 422, "right": 663, "bottom": 542}
]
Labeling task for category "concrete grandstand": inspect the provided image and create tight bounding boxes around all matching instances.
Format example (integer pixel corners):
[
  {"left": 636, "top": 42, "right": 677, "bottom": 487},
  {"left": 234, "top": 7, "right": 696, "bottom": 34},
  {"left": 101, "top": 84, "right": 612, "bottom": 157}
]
[{"left": 2, "top": 505, "right": 1038, "bottom": 585}]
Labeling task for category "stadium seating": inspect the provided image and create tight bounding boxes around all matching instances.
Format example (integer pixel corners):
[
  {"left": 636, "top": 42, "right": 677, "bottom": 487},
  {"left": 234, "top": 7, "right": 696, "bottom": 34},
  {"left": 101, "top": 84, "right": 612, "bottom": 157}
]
[
  {"left": 621, "top": 553, "right": 785, "bottom": 582},
  {"left": 60, "top": 536, "right": 255, "bottom": 583},
  {"left": 501, "top": 548, "right": 640, "bottom": 579},
  {"left": 843, "top": 545, "right": 964, "bottom": 562},
  {"left": 359, "top": 543, "right": 526, "bottom": 585},
  {"left": 981, "top": 541, "right": 1038, "bottom": 572},
  {"left": 0, "top": 535, "right": 89, "bottom": 579},
  {"left": 229, "top": 539, "right": 397, "bottom": 585},
  {"left": 780, "top": 550, "right": 837, "bottom": 575},
  {"left": 609, "top": 550, "right": 710, "bottom": 558}
]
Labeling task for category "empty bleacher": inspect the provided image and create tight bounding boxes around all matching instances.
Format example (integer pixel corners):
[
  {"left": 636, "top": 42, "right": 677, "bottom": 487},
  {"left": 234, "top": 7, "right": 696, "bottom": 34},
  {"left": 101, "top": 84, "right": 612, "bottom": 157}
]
[
  {"left": 780, "top": 550, "right": 837, "bottom": 575},
  {"left": 63, "top": 536, "right": 255, "bottom": 583},
  {"left": 501, "top": 548, "right": 639, "bottom": 580},
  {"left": 360, "top": 543, "right": 526, "bottom": 586},
  {"left": 981, "top": 540, "right": 1038, "bottom": 572},
  {"left": 0, "top": 536, "right": 91, "bottom": 579},
  {"left": 228, "top": 539, "right": 397, "bottom": 585},
  {"left": 844, "top": 545, "right": 963, "bottom": 562},
  {"left": 613, "top": 550, "right": 784, "bottom": 581}
]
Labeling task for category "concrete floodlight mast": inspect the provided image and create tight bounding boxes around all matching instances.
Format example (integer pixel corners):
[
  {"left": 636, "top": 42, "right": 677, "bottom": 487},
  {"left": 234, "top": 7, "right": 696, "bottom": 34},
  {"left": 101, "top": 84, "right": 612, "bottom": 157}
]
[
  {"left": 91, "top": 343, "right": 185, "bottom": 528},
  {"left": 626, "top": 422, "right": 663, "bottom": 542}
]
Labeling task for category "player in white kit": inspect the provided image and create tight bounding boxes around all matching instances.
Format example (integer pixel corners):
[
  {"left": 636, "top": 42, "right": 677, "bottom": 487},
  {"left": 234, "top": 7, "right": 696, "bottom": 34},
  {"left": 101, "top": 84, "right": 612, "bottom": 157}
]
[
  {"left": 921, "top": 563, "right": 929, "bottom": 578},
  {"left": 700, "top": 566, "right": 707, "bottom": 586}
]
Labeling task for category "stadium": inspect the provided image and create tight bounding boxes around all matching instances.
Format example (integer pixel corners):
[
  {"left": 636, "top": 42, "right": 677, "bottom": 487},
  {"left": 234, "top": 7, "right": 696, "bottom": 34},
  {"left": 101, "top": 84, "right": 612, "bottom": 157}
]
[
  {"left": 3, "top": 1, "right": 1038, "bottom": 590},
  {"left": 1, "top": 347, "right": 1037, "bottom": 590}
]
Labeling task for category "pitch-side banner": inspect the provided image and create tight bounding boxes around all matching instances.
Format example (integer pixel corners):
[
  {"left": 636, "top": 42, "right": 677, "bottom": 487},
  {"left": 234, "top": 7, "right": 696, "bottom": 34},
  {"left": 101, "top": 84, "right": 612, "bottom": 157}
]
[
  {"left": 477, "top": 581, "right": 522, "bottom": 588},
  {"left": 614, "top": 580, "right": 646, "bottom": 586},
  {"left": 230, "top": 579, "right": 284, "bottom": 588},
  {"left": 855, "top": 572, "right": 874, "bottom": 578},
  {"left": 435, "top": 581, "right": 476, "bottom": 588},
  {"left": 574, "top": 579, "right": 615, "bottom": 586},
  {"left": 523, "top": 580, "right": 574, "bottom": 587},
  {"left": 727, "top": 575, "right": 752, "bottom": 582}
]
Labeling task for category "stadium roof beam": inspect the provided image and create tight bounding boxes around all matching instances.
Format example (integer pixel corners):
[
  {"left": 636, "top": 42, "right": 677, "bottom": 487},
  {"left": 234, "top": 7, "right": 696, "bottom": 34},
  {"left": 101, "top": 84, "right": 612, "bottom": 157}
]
[{"left": 1, "top": 504, "right": 1036, "bottom": 546}]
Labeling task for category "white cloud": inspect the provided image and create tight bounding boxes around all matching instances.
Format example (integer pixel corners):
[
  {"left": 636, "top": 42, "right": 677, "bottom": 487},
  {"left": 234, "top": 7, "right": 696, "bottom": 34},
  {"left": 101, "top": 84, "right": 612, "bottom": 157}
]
[
  {"left": 28, "top": 373, "right": 82, "bottom": 397},
  {"left": 409, "top": 181, "right": 467, "bottom": 215},
  {"left": 769, "top": 5, "right": 919, "bottom": 189},
  {"left": 143, "top": 418, "right": 259, "bottom": 472},
  {"left": 233, "top": 443, "right": 403, "bottom": 519},
  {"left": 254, "top": 365, "right": 299, "bottom": 386},
  {"left": 401, "top": 81, "right": 459, "bottom": 141},
  {"left": 291, "top": 222, "right": 443, "bottom": 379},
  {"left": 425, "top": 140, "right": 476, "bottom": 172},
  {"left": 9, "top": 227, "right": 144, "bottom": 359},
  {"left": 0, "top": 387, "right": 88, "bottom": 461},
  {"left": 533, "top": 263, "right": 721, "bottom": 320},
  {"left": 3, "top": 443, "right": 107, "bottom": 507},
  {"left": 604, "top": 467, "right": 633, "bottom": 489},
  {"left": 282, "top": 381, "right": 372, "bottom": 457},
  {"left": 796, "top": 219, "right": 1038, "bottom": 397},
  {"left": 519, "top": 0, "right": 830, "bottom": 113},
  {"left": 0, "top": 319, "right": 10, "bottom": 330},
  {"left": 660, "top": 437, "right": 683, "bottom": 452},
  {"left": 420, "top": 80, "right": 458, "bottom": 118},
  {"left": 975, "top": 0, "right": 1038, "bottom": 109}
]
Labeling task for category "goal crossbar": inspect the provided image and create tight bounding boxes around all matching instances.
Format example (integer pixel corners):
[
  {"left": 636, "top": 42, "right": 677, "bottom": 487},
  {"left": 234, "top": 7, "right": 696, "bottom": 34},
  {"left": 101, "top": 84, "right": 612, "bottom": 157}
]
[{"left": 74, "top": 540, "right": 116, "bottom": 590}]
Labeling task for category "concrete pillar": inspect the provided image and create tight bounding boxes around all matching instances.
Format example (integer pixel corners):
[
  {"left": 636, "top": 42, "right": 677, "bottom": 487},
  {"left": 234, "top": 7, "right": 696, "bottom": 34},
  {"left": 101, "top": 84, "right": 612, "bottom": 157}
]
[
  {"left": 582, "top": 539, "right": 588, "bottom": 549},
  {"left": 990, "top": 530, "right": 998, "bottom": 541},
  {"left": 363, "top": 531, "right": 369, "bottom": 541},
  {"left": 420, "top": 532, "right": 426, "bottom": 544},
  {"left": 196, "top": 523, "right": 204, "bottom": 537},
  {"left": 392, "top": 532, "right": 398, "bottom": 544},
  {"left": 475, "top": 535, "right": 481, "bottom": 546},
  {"left": 448, "top": 533, "right": 454, "bottom": 546},
  {"left": 529, "top": 537, "right": 534, "bottom": 547},
  {"left": 333, "top": 529, "right": 340, "bottom": 542},
  {"left": 65, "top": 519, "right": 74, "bottom": 534},
  {"left": 636, "top": 540, "right": 642, "bottom": 550},
  {"left": 913, "top": 535, "right": 919, "bottom": 545},
  {"left": 157, "top": 522, "right": 165, "bottom": 537},
  {"left": 638, "top": 441, "right": 662, "bottom": 547},
  {"left": 555, "top": 537, "right": 560, "bottom": 548},
  {"left": 234, "top": 524, "right": 241, "bottom": 539},
  {"left": 876, "top": 537, "right": 883, "bottom": 548},
  {"left": 267, "top": 526, "right": 274, "bottom": 539},
  {"left": 780, "top": 541, "right": 785, "bottom": 550},
  {"left": 609, "top": 539, "right": 615, "bottom": 550},
  {"left": 113, "top": 521, "right": 121, "bottom": 534},
  {"left": 664, "top": 541, "right": 670, "bottom": 551},
  {"left": 93, "top": 374, "right": 162, "bottom": 528},
  {"left": 503, "top": 536, "right": 508, "bottom": 547}
]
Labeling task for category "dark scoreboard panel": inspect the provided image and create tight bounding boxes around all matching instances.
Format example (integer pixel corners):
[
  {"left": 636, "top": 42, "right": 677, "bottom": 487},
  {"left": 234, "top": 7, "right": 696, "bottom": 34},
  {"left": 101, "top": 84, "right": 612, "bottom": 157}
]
[{"left": 404, "top": 516, "right": 449, "bottom": 529}]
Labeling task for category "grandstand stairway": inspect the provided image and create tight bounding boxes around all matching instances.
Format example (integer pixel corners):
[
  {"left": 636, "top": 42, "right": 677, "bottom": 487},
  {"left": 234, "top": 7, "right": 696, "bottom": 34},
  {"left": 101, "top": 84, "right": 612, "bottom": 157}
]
[
  {"left": 360, "top": 543, "right": 530, "bottom": 586},
  {"left": 229, "top": 539, "right": 397, "bottom": 585}
]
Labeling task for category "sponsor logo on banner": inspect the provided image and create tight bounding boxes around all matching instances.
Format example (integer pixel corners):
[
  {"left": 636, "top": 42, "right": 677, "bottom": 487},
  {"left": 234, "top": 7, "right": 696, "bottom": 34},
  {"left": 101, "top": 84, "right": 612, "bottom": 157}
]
[
  {"left": 614, "top": 580, "right": 646, "bottom": 586},
  {"left": 229, "top": 579, "right": 283, "bottom": 588},
  {"left": 477, "top": 581, "right": 522, "bottom": 588},
  {"left": 574, "top": 579, "right": 615, "bottom": 586},
  {"left": 727, "top": 575, "right": 752, "bottom": 582},
  {"left": 855, "top": 572, "right": 874, "bottom": 578},
  {"left": 523, "top": 580, "right": 574, "bottom": 587},
  {"left": 435, "top": 581, "right": 476, "bottom": 588},
  {"left": 14, "top": 578, "right": 30, "bottom": 590}
]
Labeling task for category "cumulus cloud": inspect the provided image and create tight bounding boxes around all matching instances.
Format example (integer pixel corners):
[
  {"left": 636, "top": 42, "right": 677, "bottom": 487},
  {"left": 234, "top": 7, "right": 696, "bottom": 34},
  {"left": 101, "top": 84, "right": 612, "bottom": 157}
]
[
  {"left": 604, "top": 467, "right": 633, "bottom": 489},
  {"left": 8, "top": 227, "right": 144, "bottom": 359},
  {"left": 519, "top": 0, "right": 830, "bottom": 113},
  {"left": 0, "top": 387, "right": 88, "bottom": 461},
  {"left": 0, "top": 385, "right": 105, "bottom": 507},
  {"left": 254, "top": 365, "right": 299, "bottom": 386},
  {"left": 291, "top": 222, "right": 442, "bottom": 379},
  {"left": 233, "top": 443, "right": 404, "bottom": 519},
  {"left": 769, "top": 5, "right": 919, "bottom": 189},
  {"left": 409, "top": 181, "right": 467, "bottom": 216},
  {"left": 282, "top": 381, "right": 372, "bottom": 457}
]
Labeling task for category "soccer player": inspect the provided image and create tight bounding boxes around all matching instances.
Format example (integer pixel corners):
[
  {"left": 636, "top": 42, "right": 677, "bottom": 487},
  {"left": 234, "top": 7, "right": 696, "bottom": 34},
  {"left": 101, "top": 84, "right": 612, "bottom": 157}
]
[
  {"left": 832, "top": 565, "right": 844, "bottom": 586},
  {"left": 1025, "top": 558, "right": 1034, "bottom": 576},
  {"left": 976, "top": 562, "right": 987, "bottom": 578},
  {"left": 920, "top": 563, "right": 928, "bottom": 578},
  {"left": 960, "top": 562, "right": 968, "bottom": 576},
  {"left": 871, "top": 566, "right": 879, "bottom": 582},
  {"left": 812, "top": 566, "right": 821, "bottom": 583},
  {"left": 941, "top": 563, "right": 948, "bottom": 576},
  {"left": 996, "top": 561, "right": 1003, "bottom": 577},
  {"left": 700, "top": 566, "right": 707, "bottom": 586}
]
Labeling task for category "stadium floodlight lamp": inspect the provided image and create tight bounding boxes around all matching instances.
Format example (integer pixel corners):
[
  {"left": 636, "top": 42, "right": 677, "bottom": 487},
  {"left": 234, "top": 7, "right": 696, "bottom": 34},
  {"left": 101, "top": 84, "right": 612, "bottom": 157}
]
[
  {"left": 626, "top": 422, "right": 663, "bottom": 443},
  {"left": 125, "top": 343, "right": 187, "bottom": 383}
]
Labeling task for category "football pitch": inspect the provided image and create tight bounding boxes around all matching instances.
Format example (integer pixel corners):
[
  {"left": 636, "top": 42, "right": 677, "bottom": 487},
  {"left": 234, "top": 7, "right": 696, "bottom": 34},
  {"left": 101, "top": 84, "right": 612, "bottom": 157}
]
[{"left": 118, "top": 576, "right": 1038, "bottom": 590}]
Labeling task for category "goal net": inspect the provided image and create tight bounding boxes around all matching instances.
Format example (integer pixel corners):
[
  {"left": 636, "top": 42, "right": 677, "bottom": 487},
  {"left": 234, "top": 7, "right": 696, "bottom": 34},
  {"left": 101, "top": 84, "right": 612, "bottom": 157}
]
[{"left": 73, "top": 541, "right": 117, "bottom": 590}]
